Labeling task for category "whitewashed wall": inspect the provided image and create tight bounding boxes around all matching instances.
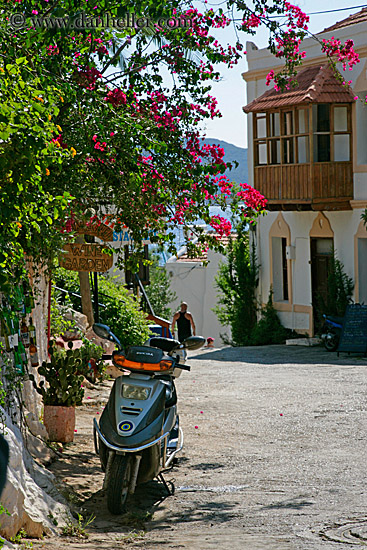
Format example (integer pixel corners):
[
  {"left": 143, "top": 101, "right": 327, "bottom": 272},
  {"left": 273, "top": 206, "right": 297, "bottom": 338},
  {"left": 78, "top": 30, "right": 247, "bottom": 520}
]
[{"left": 165, "top": 249, "right": 230, "bottom": 346}]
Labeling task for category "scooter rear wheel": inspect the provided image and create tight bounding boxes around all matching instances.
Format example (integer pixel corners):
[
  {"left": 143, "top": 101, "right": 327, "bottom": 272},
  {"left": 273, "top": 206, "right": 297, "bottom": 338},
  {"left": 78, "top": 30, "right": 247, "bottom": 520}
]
[
  {"left": 106, "top": 454, "right": 132, "bottom": 515},
  {"left": 324, "top": 329, "right": 339, "bottom": 352}
]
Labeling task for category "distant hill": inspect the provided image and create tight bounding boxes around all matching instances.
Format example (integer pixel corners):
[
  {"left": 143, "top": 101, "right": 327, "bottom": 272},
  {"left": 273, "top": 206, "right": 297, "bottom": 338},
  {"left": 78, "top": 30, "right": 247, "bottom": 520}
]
[{"left": 204, "top": 138, "right": 248, "bottom": 185}]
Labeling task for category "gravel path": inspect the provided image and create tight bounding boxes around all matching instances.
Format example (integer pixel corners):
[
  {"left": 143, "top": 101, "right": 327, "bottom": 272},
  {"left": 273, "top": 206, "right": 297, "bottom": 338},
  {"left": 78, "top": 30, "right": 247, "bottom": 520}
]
[{"left": 33, "top": 345, "right": 367, "bottom": 549}]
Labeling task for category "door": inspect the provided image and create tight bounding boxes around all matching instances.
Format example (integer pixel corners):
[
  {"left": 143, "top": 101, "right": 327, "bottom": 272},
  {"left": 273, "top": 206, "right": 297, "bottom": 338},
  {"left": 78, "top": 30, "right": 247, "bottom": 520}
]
[{"left": 310, "top": 237, "right": 333, "bottom": 330}]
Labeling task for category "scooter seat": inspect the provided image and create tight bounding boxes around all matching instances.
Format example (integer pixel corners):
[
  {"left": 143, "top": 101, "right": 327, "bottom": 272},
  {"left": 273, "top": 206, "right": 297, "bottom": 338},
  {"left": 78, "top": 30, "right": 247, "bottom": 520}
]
[
  {"left": 326, "top": 315, "right": 344, "bottom": 325},
  {"left": 149, "top": 337, "right": 180, "bottom": 352}
]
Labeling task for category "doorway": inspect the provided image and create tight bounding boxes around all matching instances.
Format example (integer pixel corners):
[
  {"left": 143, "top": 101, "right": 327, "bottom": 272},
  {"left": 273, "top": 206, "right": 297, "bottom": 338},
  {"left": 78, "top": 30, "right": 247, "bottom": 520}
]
[{"left": 310, "top": 237, "right": 334, "bottom": 330}]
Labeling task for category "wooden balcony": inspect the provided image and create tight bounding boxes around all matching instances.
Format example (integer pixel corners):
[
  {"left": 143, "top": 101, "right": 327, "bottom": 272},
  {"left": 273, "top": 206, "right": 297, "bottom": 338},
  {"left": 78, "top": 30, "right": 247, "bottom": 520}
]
[{"left": 254, "top": 161, "right": 353, "bottom": 211}]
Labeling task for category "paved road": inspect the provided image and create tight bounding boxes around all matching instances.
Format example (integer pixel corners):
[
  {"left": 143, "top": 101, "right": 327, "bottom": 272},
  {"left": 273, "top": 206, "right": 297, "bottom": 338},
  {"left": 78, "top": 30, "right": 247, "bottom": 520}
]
[{"left": 40, "top": 345, "right": 367, "bottom": 550}]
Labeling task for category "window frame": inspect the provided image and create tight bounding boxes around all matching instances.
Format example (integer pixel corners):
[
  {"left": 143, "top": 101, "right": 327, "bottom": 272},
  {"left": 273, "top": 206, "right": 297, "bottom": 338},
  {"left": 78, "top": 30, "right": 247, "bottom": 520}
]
[{"left": 253, "top": 103, "right": 352, "bottom": 167}]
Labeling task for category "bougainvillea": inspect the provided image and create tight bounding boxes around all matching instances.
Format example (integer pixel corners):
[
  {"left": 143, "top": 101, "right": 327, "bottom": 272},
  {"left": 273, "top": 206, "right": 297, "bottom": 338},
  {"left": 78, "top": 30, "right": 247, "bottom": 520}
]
[{"left": 0, "top": 0, "right": 362, "bottom": 284}]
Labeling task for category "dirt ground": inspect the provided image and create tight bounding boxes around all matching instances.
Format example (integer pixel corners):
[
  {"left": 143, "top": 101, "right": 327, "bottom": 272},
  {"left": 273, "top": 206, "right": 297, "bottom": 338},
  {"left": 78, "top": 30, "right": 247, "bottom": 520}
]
[{"left": 31, "top": 344, "right": 367, "bottom": 550}]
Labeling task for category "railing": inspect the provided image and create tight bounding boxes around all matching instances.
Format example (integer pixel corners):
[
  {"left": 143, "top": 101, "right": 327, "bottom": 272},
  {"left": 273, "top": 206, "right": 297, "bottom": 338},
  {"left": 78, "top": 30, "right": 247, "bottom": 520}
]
[{"left": 254, "top": 161, "right": 353, "bottom": 207}]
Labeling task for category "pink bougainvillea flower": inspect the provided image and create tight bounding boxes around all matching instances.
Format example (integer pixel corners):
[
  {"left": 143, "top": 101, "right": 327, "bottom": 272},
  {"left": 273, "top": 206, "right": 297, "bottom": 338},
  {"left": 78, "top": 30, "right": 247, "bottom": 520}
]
[
  {"left": 279, "top": 413, "right": 283, "bottom": 416},
  {"left": 195, "top": 426, "right": 199, "bottom": 429},
  {"left": 200, "top": 411, "right": 204, "bottom": 414}
]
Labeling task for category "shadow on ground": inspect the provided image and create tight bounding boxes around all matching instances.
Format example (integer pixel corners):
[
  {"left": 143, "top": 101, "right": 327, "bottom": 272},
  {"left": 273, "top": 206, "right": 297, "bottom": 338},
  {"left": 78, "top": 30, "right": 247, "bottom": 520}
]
[{"left": 190, "top": 344, "right": 367, "bottom": 367}]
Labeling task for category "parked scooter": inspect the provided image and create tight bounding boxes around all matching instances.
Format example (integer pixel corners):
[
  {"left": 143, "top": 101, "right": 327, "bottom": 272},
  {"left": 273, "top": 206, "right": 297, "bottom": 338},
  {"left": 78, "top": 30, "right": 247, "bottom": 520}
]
[
  {"left": 320, "top": 314, "right": 344, "bottom": 351},
  {"left": 92, "top": 322, "right": 205, "bottom": 515}
]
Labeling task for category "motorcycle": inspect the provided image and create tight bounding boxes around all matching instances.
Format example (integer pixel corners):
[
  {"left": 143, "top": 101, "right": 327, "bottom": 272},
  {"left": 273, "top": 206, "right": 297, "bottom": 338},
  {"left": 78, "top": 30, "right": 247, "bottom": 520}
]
[
  {"left": 92, "top": 322, "right": 205, "bottom": 515},
  {"left": 320, "top": 314, "right": 344, "bottom": 352}
]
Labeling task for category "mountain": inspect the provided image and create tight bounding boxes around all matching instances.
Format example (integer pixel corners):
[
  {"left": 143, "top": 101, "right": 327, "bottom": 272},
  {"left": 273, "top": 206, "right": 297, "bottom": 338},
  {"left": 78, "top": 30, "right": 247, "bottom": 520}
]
[{"left": 204, "top": 138, "right": 248, "bottom": 185}]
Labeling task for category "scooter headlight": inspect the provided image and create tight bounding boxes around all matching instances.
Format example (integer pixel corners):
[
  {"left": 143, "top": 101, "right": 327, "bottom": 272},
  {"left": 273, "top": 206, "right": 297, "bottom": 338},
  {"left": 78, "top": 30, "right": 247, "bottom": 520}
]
[{"left": 122, "top": 385, "right": 150, "bottom": 400}]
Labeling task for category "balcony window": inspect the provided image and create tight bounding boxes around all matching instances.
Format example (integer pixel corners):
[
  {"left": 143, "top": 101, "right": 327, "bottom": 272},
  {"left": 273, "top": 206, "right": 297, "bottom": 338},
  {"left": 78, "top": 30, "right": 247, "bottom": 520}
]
[
  {"left": 297, "top": 136, "right": 309, "bottom": 163},
  {"left": 253, "top": 103, "right": 351, "bottom": 166}
]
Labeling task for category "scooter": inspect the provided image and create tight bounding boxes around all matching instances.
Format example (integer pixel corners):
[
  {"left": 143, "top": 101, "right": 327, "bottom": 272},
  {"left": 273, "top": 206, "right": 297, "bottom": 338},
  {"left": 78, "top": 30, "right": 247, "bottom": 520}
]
[
  {"left": 92, "top": 322, "right": 205, "bottom": 515},
  {"left": 320, "top": 314, "right": 344, "bottom": 352}
]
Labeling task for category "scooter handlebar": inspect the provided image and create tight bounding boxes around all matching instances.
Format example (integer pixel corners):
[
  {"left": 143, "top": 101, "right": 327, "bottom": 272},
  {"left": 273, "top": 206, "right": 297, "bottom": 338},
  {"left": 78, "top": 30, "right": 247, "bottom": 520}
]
[{"left": 176, "top": 364, "right": 191, "bottom": 371}]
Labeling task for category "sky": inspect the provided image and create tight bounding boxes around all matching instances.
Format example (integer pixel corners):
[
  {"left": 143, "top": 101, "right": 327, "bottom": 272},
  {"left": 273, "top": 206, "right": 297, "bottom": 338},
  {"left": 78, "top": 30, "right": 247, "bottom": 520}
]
[{"left": 202, "top": 0, "right": 366, "bottom": 148}]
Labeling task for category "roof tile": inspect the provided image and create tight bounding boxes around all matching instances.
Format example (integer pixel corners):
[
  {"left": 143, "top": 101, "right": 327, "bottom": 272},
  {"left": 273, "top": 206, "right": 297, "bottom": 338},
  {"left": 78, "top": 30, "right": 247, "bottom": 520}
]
[
  {"left": 243, "top": 64, "right": 355, "bottom": 113},
  {"left": 321, "top": 7, "right": 367, "bottom": 33},
  {"left": 176, "top": 234, "right": 232, "bottom": 263}
]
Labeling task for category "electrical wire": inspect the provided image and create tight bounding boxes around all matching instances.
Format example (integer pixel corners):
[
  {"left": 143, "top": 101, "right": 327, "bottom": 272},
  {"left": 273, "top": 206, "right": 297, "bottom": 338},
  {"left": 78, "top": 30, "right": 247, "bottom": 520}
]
[
  {"left": 231, "top": 4, "right": 367, "bottom": 21},
  {"left": 306, "top": 4, "right": 367, "bottom": 15}
]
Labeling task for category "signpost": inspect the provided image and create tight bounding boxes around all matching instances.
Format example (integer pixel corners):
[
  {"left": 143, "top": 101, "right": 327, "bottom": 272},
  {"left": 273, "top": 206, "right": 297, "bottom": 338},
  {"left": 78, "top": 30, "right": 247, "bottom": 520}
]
[
  {"left": 337, "top": 304, "right": 367, "bottom": 355},
  {"left": 59, "top": 243, "right": 113, "bottom": 272},
  {"left": 59, "top": 219, "right": 114, "bottom": 324}
]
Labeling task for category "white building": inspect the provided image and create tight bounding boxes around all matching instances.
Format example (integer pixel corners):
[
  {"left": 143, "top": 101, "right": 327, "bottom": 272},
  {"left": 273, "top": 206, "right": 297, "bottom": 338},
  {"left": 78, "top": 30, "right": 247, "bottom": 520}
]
[
  {"left": 165, "top": 239, "right": 230, "bottom": 345},
  {"left": 243, "top": 9, "right": 367, "bottom": 335}
]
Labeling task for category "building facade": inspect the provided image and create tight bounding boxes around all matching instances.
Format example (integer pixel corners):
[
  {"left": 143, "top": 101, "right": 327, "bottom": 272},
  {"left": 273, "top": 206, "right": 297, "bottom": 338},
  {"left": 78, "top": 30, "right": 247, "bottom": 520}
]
[
  {"left": 165, "top": 238, "right": 230, "bottom": 346},
  {"left": 243, "top": 9, "right": 367, "bottom": 335}
]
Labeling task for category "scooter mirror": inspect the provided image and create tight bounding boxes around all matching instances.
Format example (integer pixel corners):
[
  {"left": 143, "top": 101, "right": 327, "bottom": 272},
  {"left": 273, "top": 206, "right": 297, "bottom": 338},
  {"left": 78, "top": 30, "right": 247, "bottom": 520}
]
[
  {"left": 182, "top": 336, "right": 206, "bottom": 350},
  {"left": 93, "top": 323, "right": 123, "bottom": 349},
  {"left": 93, "top": 323, "right": 112, "bottom": 339}
]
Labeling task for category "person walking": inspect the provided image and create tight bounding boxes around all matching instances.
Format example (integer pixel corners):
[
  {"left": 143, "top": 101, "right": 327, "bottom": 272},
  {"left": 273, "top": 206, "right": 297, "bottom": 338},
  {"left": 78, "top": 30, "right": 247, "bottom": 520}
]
[{"left": 171, "top": 302, "right": 196, "bottom": 343}]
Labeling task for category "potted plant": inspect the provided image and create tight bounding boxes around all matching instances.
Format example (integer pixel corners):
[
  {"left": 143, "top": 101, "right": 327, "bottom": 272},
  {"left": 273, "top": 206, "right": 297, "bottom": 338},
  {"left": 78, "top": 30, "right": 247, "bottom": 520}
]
[{"left": 30, "top": 342, "right": 84, "bottom": 443}]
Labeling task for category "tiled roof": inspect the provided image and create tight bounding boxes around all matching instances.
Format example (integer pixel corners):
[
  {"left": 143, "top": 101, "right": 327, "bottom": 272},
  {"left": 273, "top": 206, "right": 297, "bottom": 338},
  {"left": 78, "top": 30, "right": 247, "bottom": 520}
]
[
  {"left": 176, "top": 234, "right": 233, "bottom": 263},
  {"left": 243, "top": 64, "right": 355, "bottom": 113},
  {"left": 321, "top": 7, "right": 367, "bottom": 33}
]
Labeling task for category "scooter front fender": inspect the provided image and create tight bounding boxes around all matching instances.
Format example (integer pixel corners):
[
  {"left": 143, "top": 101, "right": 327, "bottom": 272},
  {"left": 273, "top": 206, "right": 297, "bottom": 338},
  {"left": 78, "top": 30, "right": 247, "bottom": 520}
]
[{"left": 94, "top": 418, "right": 170, "bottom": 453}]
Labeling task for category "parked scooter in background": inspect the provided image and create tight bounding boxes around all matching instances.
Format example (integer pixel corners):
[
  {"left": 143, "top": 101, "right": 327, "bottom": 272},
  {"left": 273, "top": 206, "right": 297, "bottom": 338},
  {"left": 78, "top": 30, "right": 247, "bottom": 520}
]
[
  {"left": 92, "top": 322, "right": 205, "bottom": 515},
  {"left": 320, "top": 314, "right": 344, "bottom": 351}
]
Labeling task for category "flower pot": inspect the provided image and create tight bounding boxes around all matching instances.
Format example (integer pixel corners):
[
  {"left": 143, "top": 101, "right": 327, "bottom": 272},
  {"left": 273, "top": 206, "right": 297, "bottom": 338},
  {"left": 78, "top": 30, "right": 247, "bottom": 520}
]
[{"left": 44, "top": 405, "right": 76, "bottom": 443}]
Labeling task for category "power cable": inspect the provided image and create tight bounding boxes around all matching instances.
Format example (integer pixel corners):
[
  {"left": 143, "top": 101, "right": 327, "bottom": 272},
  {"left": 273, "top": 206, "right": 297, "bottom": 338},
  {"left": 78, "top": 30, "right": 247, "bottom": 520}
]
[{"left": 232, "top": 3, "right": 367, "bottom": 20}]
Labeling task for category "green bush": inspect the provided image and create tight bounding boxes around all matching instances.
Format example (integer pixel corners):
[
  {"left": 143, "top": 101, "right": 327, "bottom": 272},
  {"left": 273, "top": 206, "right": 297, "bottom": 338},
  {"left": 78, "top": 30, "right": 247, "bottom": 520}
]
[
  {"left": 50, "top": 286, "right": 78, "bottom": 338},
  {"left": 317, "top": 252, "right": 354, "bottom": 317},
  {"left": 214, "top": 231, "right": 259, "bottom": 346},
  {"left": 54, "top": 268, "right": 151, "bottom": 349},
  {"left": 251, "top": 290, "right": 289, "bottom": 345}
]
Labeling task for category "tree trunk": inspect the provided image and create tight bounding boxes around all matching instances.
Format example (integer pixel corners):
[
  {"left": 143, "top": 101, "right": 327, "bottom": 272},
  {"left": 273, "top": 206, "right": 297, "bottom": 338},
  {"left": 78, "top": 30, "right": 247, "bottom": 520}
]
[
  {"left": 78, "top": 271, "right": 94, "bottom": 328},
  {"left": 76, "top": 236, "right": 94, "bottom": 327}
]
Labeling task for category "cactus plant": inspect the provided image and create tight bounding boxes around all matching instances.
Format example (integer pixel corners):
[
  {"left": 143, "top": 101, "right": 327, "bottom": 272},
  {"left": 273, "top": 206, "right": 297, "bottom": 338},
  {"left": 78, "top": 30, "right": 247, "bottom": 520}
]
[{"left": 30, "top": 341, "right": 85, "bottom": 407}]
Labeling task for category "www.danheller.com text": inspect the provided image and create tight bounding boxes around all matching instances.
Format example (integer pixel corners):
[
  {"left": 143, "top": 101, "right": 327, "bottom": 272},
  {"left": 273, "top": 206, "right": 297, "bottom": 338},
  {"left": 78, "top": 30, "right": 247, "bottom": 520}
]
[{"left": 9, "top": 12, "right": 193, "bottom": 30}]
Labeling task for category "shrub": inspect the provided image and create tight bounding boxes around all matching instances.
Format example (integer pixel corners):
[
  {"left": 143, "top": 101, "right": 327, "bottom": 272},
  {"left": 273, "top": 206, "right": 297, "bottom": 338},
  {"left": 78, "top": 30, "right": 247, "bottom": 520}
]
[
  {"left": 251, "top": 290, "right": 289, "bottom": 345},
  {"left": 50, "top": 286, "right": 78, "bottom": 338},
  {"left": 214, "top": 231, "right": 259, "bottom": 346},
  {"left": 314, "top": 251, "right": 354, "bottom": 329},
  {"left": 54, "top": 268, "right": 151, "bottom": 349}
]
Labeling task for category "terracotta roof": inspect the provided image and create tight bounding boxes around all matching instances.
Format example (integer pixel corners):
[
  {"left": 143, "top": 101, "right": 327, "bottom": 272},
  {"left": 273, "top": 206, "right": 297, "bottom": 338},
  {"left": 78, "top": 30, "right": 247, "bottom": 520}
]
[
  {"left": 243, "top": 64, "right": 355, "bottom": 113},
  {"left": 321, "top": 7, "right": 367, "bottom": 33},
  {"left": 176, "top": 234, "right": 232, "bottom": 263}
]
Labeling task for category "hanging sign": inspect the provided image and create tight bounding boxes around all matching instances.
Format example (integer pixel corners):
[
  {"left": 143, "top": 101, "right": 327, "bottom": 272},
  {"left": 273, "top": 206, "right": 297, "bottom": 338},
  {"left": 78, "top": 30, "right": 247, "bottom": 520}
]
[
  {"left": 71, "top": 220, "right": 113, "bottom": 242},
  {"left": 59, "top": 243, "right": 113, "bottom": 272}
]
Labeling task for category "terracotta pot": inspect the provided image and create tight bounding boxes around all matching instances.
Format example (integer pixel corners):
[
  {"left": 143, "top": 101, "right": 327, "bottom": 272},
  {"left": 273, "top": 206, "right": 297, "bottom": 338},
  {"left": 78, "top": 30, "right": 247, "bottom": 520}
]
[{"left": 44, "top": 405, "right": 76, "bottom": 443}]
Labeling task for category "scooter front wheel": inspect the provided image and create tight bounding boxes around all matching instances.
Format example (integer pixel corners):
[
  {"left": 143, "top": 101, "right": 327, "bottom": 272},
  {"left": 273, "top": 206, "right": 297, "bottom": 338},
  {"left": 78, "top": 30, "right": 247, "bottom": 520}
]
[{"left": 107, "top": 454, "right": 132, "bottom": 515}]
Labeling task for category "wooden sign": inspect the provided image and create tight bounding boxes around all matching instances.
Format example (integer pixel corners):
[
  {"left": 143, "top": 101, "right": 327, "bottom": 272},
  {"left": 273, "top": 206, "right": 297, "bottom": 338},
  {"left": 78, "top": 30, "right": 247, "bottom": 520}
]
[
  {"left": 71, "top": 220, "right": 113, "bottom": 242},
  {"left": 59, "top": 243, "right": 113, "bottom": 272},
  {"left": 337, "top": 304, "right": 367, "bottom": 354}
]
